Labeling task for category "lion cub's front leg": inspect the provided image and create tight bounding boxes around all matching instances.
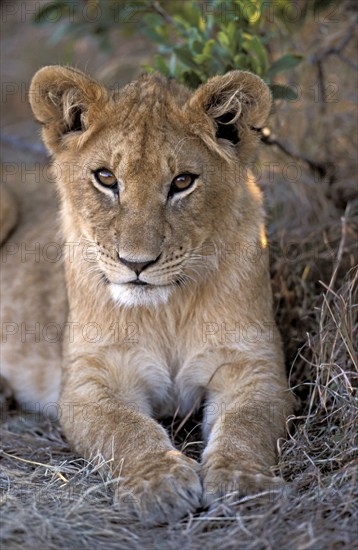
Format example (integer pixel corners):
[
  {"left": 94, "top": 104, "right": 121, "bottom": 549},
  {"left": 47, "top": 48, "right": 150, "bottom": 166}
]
[
  {"left": 201, "top": 357, "right": 292, "bottom": 506},
  {"left": 60, "top": 356, "right": 201, "bottom": 524}
]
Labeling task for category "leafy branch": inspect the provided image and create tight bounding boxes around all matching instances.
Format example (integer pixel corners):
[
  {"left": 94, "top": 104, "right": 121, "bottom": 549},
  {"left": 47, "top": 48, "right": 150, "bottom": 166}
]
[{"left": 34, "top": 0, "right": 303, "bottom": 100}]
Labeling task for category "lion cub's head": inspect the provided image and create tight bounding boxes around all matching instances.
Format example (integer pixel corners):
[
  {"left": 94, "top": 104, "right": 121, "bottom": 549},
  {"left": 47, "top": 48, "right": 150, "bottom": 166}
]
[{"left": 29, "top": 66, "right": 271, "bottom": 307}]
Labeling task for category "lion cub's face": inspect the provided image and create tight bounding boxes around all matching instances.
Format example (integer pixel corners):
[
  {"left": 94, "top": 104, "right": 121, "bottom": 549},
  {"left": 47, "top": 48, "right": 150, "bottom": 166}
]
[
  {"left": 30, "top": 67, "right": 271, "bottom": 307},
  {"left": 62, "top": 107, "right": 224, "bottom": 308}
]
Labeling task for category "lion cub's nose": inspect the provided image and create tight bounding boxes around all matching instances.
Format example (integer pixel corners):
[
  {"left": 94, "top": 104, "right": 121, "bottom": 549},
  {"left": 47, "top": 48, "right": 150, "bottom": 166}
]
[{"left": 118, "top": 255, "right": 160, "bottom": 276}]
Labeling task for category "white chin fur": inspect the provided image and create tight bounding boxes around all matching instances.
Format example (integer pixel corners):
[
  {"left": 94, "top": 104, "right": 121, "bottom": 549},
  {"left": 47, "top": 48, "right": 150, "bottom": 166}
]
[{"left": 110, "top": 283, "right": 172, "bottom": 308}]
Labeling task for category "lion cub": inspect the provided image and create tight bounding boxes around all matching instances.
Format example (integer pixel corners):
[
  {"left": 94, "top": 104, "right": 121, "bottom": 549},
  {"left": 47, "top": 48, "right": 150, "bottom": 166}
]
[{"left": 1, "top": 66, "right": 293, "bottom": 524}]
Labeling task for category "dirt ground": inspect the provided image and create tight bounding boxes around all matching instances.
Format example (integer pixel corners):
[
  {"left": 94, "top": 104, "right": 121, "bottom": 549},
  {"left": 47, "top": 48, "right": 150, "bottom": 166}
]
[{"left": 1, "top": 1, "right": 357, "bottom": 549}]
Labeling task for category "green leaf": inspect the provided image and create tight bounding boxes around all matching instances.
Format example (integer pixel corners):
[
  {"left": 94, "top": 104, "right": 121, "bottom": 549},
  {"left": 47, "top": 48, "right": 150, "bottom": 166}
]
[
  {"left": 226, "top": 20, "right": 237, "bottom": 44},
  {"left": 217, "top": 31, "right": 230, "bottom": 48},
  {"left": 172, "top": 15, "right": 191, "bottom": 32},
  {"left": 270, "top": 84, "right": 298, "bottom": 101},
  {"left": 250, "top": 57, "right": 261, "bottom": 75},
  {"left": 174, "top": 47, "right": 198, "bottom": 70},
  {"left": 142, "top": 15, "right": 170, "bottom": 45},
  {"left": 243, "top": 2, "right": 262, "bottom": 24},
  {"left": 194, "top": 39, "right": 215, "bottom": 64},
  {"left": 234, "top": 53, "right": 250, "bottom": 70},
  {"left": 169, "top": 53, "right": 177, "bottom": 76},
  {"left": 267, "top": 54, "right": 303, "bottom": 78},
  {"left": 249, "top": 36, "right": 269, "bottom": 75},
  {"left": 198, "top": 15, "right": 206, "bottom": 33},
  {"left": 153, "top": 54, "right": 170, "bottom": 77},
  {"left": 191, "top": 40, "right": 203, "bottom": 54},
  {"left": 179, "top": 3, "right": 202, "bottom": 27},
  {"left": 142, "top": 64, "right": 156, "bottom": 74},
  {"left": 182, "top": 71, "right": 203, "bottom": 89}
]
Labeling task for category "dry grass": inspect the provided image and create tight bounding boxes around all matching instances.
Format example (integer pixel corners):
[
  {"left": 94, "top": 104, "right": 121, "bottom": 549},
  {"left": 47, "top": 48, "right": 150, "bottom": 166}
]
[{"left": 1, "top": 3, "right": 357, "bottom": 549}]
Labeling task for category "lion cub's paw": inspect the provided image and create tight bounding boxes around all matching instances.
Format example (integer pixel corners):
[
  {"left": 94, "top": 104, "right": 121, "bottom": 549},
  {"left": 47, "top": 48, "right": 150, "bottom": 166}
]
[
  {"left": 114, "top": 450, "right": 202, "bottom": 525},
  {"left": 201, "top": 460, "right": 286, "bottom": 507}
]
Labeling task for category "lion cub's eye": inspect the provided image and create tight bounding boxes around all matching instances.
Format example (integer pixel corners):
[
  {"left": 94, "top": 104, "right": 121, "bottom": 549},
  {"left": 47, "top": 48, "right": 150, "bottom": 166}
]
[
  {"left": 93, "top": 168, "right": 118, "bottom": 192},
  {"left": 169, "top": 173, "right": 197, "bottom": 196}
]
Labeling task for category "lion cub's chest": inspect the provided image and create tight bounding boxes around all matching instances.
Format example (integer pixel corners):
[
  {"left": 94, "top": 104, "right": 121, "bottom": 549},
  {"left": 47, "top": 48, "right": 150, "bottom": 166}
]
[
  {"left": 121, "top": 322, "right": 210, "bottom": 419},
  {"left": 113, "top": 295, "right": 237, "bottom": 418},
  {"left": 151, "top": 355, "right": 205, "bottom": 419}
]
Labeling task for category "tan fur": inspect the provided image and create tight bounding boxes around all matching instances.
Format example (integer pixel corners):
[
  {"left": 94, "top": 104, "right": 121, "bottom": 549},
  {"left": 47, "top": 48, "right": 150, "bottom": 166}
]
[{"left": 1, "top": 66, "right": 293, "bottom": 524}]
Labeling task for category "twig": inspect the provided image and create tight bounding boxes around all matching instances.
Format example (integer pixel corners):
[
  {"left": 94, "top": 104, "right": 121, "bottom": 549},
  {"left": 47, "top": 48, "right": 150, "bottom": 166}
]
[
  {"left": 336, "top": 53, "right": 358, "bottom": 71},
  {"left": 316, "top": 59, "right": 327, "bottom": 114},
  {"left": 324, "top": 204, "right": 350, "bottom": 293},
  {"left": 150, "top": 0, "right": 178, "bottom": 28},
  {"left": 0, "top": 450, "right": 68, "bottom": 483},
  {"left": 311, "top": 15, "right": 358, "bottom": 68},
  {"left": 261, "top": 129, "right": 332, "bottom": 180}
]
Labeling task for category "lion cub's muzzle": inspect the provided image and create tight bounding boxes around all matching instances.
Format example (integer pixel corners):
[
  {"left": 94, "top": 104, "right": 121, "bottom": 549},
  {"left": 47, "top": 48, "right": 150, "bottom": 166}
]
[{"left": 117, "top": 253, "right": 162, "bottom": 278}]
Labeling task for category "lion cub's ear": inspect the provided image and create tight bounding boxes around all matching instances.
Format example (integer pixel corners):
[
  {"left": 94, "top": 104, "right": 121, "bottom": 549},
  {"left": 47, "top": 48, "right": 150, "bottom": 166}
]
[
  {"left": 29, "top": 66, "right": 108, "bottom": 153},
  {"left": 187, "top": 70, "right": 271, "bottom": 155}
]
